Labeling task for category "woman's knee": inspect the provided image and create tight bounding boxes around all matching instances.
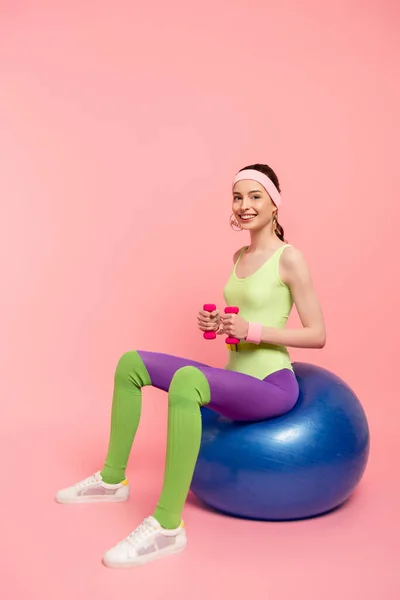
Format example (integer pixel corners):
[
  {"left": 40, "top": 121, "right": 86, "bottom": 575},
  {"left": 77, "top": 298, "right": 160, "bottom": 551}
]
[
  {"left": 114, "top": 350, "right": 151, "bottom": 388},
  {"left": 168, "top": 366, "right": 210, "bottom": 408}
]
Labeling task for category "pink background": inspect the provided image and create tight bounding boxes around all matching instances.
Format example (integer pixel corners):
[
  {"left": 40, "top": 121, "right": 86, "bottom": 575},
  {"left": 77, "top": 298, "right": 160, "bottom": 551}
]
[{"left": 1, "top": 1, "right": 399, "bottom": 598}]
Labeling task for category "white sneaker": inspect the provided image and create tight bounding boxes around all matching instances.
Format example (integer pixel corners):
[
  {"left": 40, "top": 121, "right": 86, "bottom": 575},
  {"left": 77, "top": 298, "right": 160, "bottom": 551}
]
[
  {"left": 55, "top": 471, "right": 129, "bottom": 504},
  {"left": 102, "top": 516, "right": 187, "bottom": 568}
]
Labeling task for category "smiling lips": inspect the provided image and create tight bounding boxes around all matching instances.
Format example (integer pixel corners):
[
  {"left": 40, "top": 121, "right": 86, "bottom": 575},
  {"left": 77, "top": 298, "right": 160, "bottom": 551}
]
[{"left": 238, "top": 213, "right": 257, "bottom": 222}]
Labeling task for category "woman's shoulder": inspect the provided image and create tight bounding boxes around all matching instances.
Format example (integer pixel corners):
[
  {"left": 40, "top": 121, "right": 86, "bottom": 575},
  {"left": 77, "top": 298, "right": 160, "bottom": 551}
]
[
  {"left": 232, "top": 246, "right": 248, "bottom": 263},
  {"left": 280, "top": 243, "right": 305, "bottom": 264},
  {"left": 280, "top": 244, "right": 311, "bottom": 281}
]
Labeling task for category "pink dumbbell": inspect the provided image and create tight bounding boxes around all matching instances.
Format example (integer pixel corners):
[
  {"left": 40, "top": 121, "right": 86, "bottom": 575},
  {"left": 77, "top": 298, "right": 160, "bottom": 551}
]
[
  {"left": 225, "top": 306, "right": 240, "bottom": 345},
  {"left": 203, "top": 304, "right": 217, "bottom": 340}
]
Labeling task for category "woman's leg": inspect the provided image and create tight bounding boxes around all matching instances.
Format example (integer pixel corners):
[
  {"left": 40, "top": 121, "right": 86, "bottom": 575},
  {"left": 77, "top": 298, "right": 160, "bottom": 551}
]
[
  {"left": 102, "top": 362, "right": 298, "bottom": 567},
  {"left": 103, "top": 350, "right": 299, "bottom": 524},
  {"left": 151, "top": 364, "right": 299, "bottom": 529},
  {"left": 100, "top": 350, "right": 208, "bottom": 484},
  {"left": 55, "top": 350, "right": 209, "bottom": 504}
]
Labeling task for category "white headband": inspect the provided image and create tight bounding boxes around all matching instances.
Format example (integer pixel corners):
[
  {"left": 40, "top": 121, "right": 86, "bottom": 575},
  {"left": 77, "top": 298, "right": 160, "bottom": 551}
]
[{"left": 233, "top": 169, "right": 281, "bottom": 207}]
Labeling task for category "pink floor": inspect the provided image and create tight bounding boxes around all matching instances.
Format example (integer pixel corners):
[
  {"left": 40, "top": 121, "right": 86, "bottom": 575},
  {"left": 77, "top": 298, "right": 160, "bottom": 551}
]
[{"left": 2, "top": 384, "right": 399, "bottom": 600}]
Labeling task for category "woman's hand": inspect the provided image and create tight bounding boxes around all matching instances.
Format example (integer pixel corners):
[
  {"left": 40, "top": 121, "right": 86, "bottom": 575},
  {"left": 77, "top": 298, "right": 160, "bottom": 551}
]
[
  {"left": 197, "top": 308, "right": 221, "bottom": 333},
  {"left": 218, "top": 312, "right": 249, "bottom": 340}
]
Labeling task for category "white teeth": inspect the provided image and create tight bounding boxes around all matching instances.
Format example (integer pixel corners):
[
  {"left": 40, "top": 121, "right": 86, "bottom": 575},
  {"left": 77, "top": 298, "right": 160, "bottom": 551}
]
[{"left": 240, "top": 215, "right": 256, "bottom": 220}]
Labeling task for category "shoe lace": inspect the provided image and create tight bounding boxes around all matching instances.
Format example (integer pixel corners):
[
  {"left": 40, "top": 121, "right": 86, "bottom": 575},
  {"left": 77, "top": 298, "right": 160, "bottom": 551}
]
[
  {"left": 75, "top": 473, "right": 99, "bottom": 490},
  {"left": 124, "top": 519, "right": 155, "bottom": 548}
]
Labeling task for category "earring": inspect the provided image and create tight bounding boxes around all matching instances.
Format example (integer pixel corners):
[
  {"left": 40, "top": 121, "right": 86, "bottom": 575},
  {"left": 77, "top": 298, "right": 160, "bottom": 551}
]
[
  {"left": 273, "top": 213, "right": 278, "bottom": 231},
  {"left": 229, "top": 213, "right": 242, "bottom": 231}
]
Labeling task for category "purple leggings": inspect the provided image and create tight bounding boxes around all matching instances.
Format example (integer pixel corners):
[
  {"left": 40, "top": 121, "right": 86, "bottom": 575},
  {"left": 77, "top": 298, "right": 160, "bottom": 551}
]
[{"left": 137, "top": 350, "right": 299, "bottom": 420}]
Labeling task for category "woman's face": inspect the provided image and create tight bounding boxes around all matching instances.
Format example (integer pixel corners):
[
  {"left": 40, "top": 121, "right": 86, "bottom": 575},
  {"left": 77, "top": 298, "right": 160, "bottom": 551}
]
[{"left": 232, "top": 179, "right": 276, "bottom": 231}]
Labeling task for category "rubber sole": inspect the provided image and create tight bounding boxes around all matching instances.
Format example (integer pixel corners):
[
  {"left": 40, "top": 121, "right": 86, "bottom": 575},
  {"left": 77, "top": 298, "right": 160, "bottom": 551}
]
[
  {"left": 102, "top": 538, "right": 187, "bottom": 568},
  {"left": 55, "top": 491, "right": 130, "bottom": 504}
]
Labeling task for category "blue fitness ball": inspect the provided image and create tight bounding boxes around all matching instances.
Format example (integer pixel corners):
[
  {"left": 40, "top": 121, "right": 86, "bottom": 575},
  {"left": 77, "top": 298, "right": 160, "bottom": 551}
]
[{"left": 190, "top": 362, "right": 370, "bottom": 520}]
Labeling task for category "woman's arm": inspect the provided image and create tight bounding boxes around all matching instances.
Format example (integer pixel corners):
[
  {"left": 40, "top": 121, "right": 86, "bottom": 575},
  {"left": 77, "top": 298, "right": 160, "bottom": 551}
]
[{"left": 260, "top": 246, "right": 326, "bottom": 349}]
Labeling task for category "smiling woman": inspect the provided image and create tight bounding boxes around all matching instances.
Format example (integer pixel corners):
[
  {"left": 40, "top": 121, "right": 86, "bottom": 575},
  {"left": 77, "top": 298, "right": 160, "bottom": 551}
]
[
  {"left": 56, "top": 162, "right": 326, "bottom": 570},
  {"left": 226, "top": 163, "right": 326, "bottom": 353},
  {"left": 231, "top": 163, "right": 285, "bottom": 242}
]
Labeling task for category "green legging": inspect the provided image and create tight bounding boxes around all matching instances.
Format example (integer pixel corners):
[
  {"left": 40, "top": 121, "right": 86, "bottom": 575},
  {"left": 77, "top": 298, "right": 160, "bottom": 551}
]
[{"left": 100, "top": 351, "right": 211, "bottom": 529}]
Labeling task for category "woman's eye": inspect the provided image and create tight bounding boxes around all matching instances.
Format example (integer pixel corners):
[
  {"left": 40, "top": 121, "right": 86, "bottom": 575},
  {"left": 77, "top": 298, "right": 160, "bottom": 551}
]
[{"left": 252, "top": 195, "right": 261, "bottom": 200}]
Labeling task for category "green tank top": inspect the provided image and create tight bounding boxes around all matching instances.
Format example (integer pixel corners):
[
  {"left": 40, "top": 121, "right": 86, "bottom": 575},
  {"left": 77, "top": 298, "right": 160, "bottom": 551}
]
[{"left": 223, "top": 244, "right": 294, "bottom": 379}]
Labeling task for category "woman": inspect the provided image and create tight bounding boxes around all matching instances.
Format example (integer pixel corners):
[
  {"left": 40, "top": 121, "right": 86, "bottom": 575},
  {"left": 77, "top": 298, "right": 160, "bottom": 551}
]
[{"left": 56, "top": 163, "right": 326, "bottom": 568}]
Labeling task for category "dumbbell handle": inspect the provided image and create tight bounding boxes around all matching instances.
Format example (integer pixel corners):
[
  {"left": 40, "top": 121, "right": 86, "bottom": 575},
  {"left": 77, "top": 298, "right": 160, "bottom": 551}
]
[
  {"left": 225, "top": 306, "right": 240, "bottom": 345},
  {"left": 203, "top": 304, "right": 217, "bottom": 340}
]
